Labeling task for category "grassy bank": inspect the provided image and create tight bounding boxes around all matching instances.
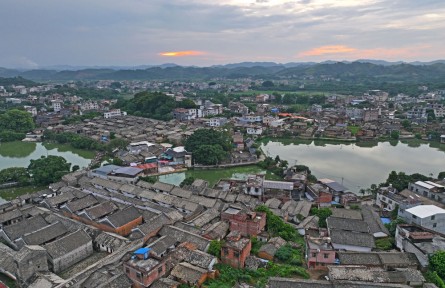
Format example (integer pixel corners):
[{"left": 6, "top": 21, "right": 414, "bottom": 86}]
[{"left": 0, "top": 185, "right": 47, "bottom": 201}]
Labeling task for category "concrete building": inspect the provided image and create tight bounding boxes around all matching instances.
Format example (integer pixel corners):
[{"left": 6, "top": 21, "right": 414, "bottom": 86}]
[
  {"left": 306, "top": 237, "right": 336, "bottom": 270},
  {"left": 104, "top": 109, "right": 127, "bottom": 118},
  {"left": 400, "top": 205, "right": 445, "bottom": 234},
  {"left": 408, "top": 181, "right": 445, "bottom": 203}
]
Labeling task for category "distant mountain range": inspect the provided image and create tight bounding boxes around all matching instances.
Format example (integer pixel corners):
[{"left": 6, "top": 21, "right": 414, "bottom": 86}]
[{"left": 1, "top": 60, "right": 445, "bottom": 82}]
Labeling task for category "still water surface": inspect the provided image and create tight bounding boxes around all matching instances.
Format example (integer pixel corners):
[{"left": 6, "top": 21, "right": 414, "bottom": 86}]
[{"left": 262, "top": 139, "right": 445, "bottom": 193}]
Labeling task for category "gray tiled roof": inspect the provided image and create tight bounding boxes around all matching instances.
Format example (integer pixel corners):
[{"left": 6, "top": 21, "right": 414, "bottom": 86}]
[
  {"left": 361, "top": 205, "right": 389, "bottom": 236},
  {"left": 170, "top": 262, "right": 207, "bottom": 285},
  {"left": 159, "top": 225, "right": 210, "bottom": 251},
  {"left": 44, "top": 229, "right": 92, "bottom": 259},
  {"left": 0, "top": 209, "right": 23, "bottom": 223},
  {"left": 327, "top": 217, "right": 369, "bottom": 233},
  {"left": 331, "top": 208, "right": 363, "bottom": 220},
  {"left": 64, "top": 194, "right": 99, "bottom": 213},
  {"left": 105, "top": 206, "right": 141, "bottom": 228},
  {"left": 3, "top": 214, "right": 48, "bottom": 241},
  {"left": 84, "top": 201, "right": 118, "bottom": 220},
  {"left": 22, "top": 221, "right": 68, "bottom": 245}
]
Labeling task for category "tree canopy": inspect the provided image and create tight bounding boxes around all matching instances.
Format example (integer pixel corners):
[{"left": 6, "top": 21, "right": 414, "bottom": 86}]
[
  {"left": 28, "top": 156, "right": 71, "bottom": 185},
  {"left": 0, "top": 109, "right": 35, "bottom": 133},
  {"left": 114, "top": 91, "right": 177, "bottom": 120},
  {"left": 0, "top": 167, "right": 30, "bottom": 185},
  {"left": 184, "top": 128, "right": 232, "bottom": 165}
]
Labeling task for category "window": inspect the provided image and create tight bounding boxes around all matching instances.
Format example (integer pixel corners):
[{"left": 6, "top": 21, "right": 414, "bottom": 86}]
[
  {"left": 136, "top": 272, "right": 142, "bottom": 280},
  {"left": 158, "top": 266, "right": 163, "bottom": 274},
  {"left": 222, "top": 247, "right": 229, "bottom": 256},
  {"left": 431, "top": 215, "right": 436, "bottom": 220},
  {"left": 412, "top": 215, "right": 417, "bottom": 219},
  {"left": 324, "top": 253, "right": 329, "bottom": 259},
  {"left": 125, "top": 267, "right": 130, "bottom": 274},
  {"left": 312, "top": 253, "right": 317, "bottom": 258},
  {"left": 234, "top": 251, "right": 240, "bottom": 258},
  {"left": 433, "top": 223, "right": 437, "bottom": 228}
]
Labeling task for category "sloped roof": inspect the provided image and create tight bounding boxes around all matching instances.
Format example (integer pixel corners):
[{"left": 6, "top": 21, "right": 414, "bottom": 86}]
[
  {"left": 170, "top": 262, "right": 207, "bottom": 285},
  {"left": 22, "top": 221, "right": 68, "bottom": 245},
  {"left": 361, "top": 205, "right": 389, "bottom": 236},
  {"left": 159, "top": 225, "right": 210, "bottom": 251},
  {"left": 64, "top": 194, "right": 99, "bottom": 213},
  {"left": 44, "top": 229, "right": 92, "bottom": 259},
  {"left": 3, "top": 214, "right": 48, "bottom": 241},
  {"left": 327, "top": 217, "right": 369, "bottom": 233},
  {"left": 330, "top": 229, "right": 375, "bottom": 249},
  {"left": 331, "top": 208, "right": 363, "bottom": 220},
  {"left": 84, "top": 201, "right": 118, "bottom": 220},
  {"left": 105, "top": 206, "right": 141, "bottom": 228}
]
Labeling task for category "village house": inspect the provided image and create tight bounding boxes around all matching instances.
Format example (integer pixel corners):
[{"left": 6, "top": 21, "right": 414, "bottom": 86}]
[
  {"left": 124, "top": 247, "right": 166, "bottom": 288},
  {"left": 221, "top": 231, "right": 252, "bottom": 268},
  {"left": 258, "top": 236, "right": 286, "bottom": 261},
  {"left": 98, "top": 206, "right": 143, "bottom": 236},
  {"left": 44, "top": 229, "right": 93, "bottom": 273},
  {"left": 395, "top": 224, "right": 445, "bottom": 268},
  {"left": 408, "top": 181, "right": 445, "bottom": 203},
  {"left": 305, "top": 236, "right": 336, "bottom": 270},
  {"left": 399, "top": 205, "right": 445, "bottom": 234},
  {"left": 376, "top": 185, "right": 420, "bottom": 212},
  {"left": 221, "top": 206, "right": 266, "bottom": 237}
]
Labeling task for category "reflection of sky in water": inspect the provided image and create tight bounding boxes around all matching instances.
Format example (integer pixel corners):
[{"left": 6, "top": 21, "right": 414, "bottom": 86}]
[
  {"left": 0, "top": 143, "right": 92, "bottom": 170},
  {"left": 262, "top": 141, "right": 445, "bottom": 193}
]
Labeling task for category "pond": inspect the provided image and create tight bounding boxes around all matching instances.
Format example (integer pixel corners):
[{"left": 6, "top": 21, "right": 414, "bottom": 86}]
[
  {"left": 159, "top": 165, "right": 282, "bottom": 187},
  {"left": 261, "top": 139, "right": 445, "bottom": 194},
  {"left": 0, "top": 141, "right": 95, "bottom": 203}
]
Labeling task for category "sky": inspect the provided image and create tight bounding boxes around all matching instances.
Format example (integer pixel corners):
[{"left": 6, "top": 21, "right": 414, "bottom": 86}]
[{"left": 1, "top": 0, "right": 445, "bottom": 68}]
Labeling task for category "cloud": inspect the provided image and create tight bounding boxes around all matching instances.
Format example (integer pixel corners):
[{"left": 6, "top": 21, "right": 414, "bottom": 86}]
[
  {"left": 299, "top": 45, "right": 357, "bottom": 57},
  {"left": 298, "top": 44, "right": 433, "bottom": 60},
  {"left": 159, "top": 50, "right": 206, "bottom": 57}
]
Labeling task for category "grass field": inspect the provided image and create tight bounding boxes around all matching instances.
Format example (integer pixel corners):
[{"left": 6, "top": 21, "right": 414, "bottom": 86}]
[{"left": 0, "top": 185, "right": 47, "bottom": 201}]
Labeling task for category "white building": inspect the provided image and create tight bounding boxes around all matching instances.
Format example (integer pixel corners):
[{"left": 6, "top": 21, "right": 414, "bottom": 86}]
[
  {"left": 51, "top": 100, "right": 63, "bottom": 112},
  {"left": 246, "top": 126, "right": 263, "bottom": 135},
  {"left": 24, "top": 106, "right": 38, "bottom": 117},
  {"left": 104, "top": 109, "right": 127, "bottom": 118},
  {"left": 81, "top": 101, "right": 99, "bottom": 111},
  {"left": 401, "top": 205, "right": 445, "bottom": 234},
  {"left": 206, "top": 117, "right": 228, "bottom": 127},
  {"left": 409, "top": 181, "right": 445, "bottom": 203}
]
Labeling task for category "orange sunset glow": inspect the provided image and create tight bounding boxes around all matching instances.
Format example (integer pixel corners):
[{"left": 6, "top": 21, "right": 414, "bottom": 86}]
[
  {"left": 299, "top": 45, "right": 357, "bottom": 57},
  {"left": 159, "top": 50, "right": 205, "bottom": 57}
]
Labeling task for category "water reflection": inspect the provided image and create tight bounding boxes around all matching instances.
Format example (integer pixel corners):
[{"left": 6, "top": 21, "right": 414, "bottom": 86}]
[
  {"left": 262, "top": 140, "right": 445, "bottom": 193},
  {"left": 0, "top": 142, "right": 37, "bottom": 158}
]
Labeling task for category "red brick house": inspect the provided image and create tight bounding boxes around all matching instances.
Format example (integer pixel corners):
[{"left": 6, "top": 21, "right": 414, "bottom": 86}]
[
  {"left": 124, "top": 247, "right": 166, "bottom": 288},
  {"left": 305, "top": 237, "right": 336, "bottom": 270},
  {"left": 221, "top": 207, "right": 266, "bottom": 237},
  {"left": 221, "top": 231, "right": 252, "bottom": 268}
]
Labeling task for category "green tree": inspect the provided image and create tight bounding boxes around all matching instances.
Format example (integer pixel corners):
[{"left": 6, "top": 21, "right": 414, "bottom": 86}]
[
  {"left": 0, "top": 109, "right": 35, "bottom": 133},
  {"left": 193, "top": 144, "right": 227, "bottom": 165},
  {"left": 311, "top": 207, "right": 332, "bottom": 228},
  {"left": 0, "top": 167, "right": 30, "bottom": 185},
  {"left": 208, "top": 240, "right": 222, "bottom": 258},
  {"left": 180, "top": 176, "right": 195, "bottom": 187},
  {"left": 438, "top": 171, "right": 445, "bottom": 180},
  {"left": 185, "top": 128, "right": 232, "bottom": 153},
  {"left": 72, "top": 165, "right": 80, "bottom": 172},
  {"left": 262, "top": 80, "right": 274, "bottom": 87},
  {"left": 430, "top": 251, "right": 445, "bottom": 280},
  {"left": 28, "top": 156, "right": 71, "bottom": 185},
  {"left": 390, "top": 130, "right": 400, "bottom": 140}
]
